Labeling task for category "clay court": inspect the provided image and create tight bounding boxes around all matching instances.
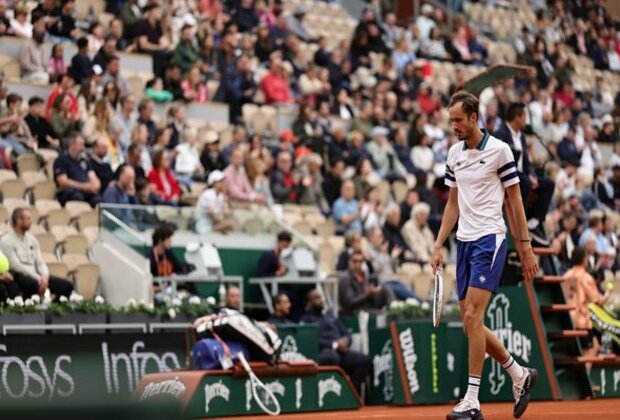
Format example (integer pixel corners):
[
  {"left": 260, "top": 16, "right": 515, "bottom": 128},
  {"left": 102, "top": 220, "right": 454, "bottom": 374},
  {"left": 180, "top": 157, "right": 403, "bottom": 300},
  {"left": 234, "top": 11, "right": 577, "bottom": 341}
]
[{"left": 236, "top": 399, "right": 620, "bottom": 419}]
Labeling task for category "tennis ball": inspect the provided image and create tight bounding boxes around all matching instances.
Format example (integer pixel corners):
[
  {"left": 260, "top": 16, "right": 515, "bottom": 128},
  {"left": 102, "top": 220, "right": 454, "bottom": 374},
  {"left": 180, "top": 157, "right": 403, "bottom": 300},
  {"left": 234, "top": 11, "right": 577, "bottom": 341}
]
[{"left": 0, "top": 254, "right": 10, "bottom": 274}]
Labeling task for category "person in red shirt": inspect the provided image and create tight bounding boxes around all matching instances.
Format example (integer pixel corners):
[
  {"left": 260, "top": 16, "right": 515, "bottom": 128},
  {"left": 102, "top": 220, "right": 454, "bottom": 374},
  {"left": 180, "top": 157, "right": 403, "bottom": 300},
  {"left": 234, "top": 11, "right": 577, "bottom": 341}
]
[
  {"left": 260, "top": 57, "right": 292, "bottom": 105},
  {"left": 46, "top": 74, "right": 79, "bottom": 121},
  {"left": 148, "top": 148, "right": 182, "bottom": 205}
]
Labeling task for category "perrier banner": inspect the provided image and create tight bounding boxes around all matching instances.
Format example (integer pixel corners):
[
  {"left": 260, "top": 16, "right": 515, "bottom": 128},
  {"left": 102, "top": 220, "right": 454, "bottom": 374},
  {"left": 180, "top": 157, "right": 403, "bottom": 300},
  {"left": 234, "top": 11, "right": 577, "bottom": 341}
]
[{"left": 369, "top": 283, "right": 557, "bottom": 405}]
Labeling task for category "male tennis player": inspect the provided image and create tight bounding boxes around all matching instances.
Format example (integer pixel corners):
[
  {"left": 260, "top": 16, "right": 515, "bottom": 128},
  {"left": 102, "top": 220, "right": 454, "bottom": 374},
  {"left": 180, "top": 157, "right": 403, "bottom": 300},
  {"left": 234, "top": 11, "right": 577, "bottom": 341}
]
[{"left": 431, "top": 91, "right": 539, "bottom": 420}]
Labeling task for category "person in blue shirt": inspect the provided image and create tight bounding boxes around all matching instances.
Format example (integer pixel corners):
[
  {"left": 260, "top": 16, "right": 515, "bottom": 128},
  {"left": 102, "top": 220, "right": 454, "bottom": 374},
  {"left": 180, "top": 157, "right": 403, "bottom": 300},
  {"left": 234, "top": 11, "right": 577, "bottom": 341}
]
[
  {"left": 102, "top": 164, "right": 137, "bottom": 226},
  {"left": 332, "top": 180, "right": 362, "bottom": 234},
  {"left": 300, "top": 288, "right": 371, "bottom": 395},
  {"left": 53, "top": 134, "right": 101, "bottom": 207}
]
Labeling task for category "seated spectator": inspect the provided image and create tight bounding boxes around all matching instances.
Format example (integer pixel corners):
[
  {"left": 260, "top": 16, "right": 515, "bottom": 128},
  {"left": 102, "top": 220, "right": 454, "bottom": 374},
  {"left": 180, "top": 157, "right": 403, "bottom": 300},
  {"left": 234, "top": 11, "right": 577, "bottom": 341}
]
[
  {"left": 271, "top": 151, "right": 300, "bottom": 204},
  {"left": 200, "top": 130, "right": 226, "bottom": 174},
  {"left": 260, "top": 57, "right": 292, "bottom": 105},
  {"left": 10, "top": 4, "right": 32, "bottom": 38},
  {"left": 84, "top": 99, "right": 112, "bottom": 146},
  {"left": 257, "top": 231, "right": 292, "bottom": 277},
  {"left": 468, "top": 28, "right": 487, "bottom": 66},
  {"left": 348, "top": 130, "right": 373, "bottom": 168},
  {"left": 268, "top": 293, "right": 293, "bottom": 325},
  {"left": 46, "top": 74, "right": 79, "bottom": 121},
  {"left": 92, "top": 36, "right": 118, "bottom": 69},
  {"left": 352, "top": 158, "right": 379, "bottom": 200},
  {"left": 0, "top": 93, "right": 36, "bottom": 154},
  {"left": 331, "top": 89, "right": 355, "bottom": 120},
  {"left": 113, "top": 94, "right": 137, "bottom": 150},
  {"left": 48, "top": 43, "right": 67, "bottom": 84},
  {"left": 88, "top": 138, "right": 115, "bottom": 193},
  {"left": 50, "top": 93, "right": 82, "bottom": 141},
  {"left": 19, "top": 26, "right": 48, "bottom": 84},
  {"left": 48, "top": 0, "right": 79, "bottom": 41},
  {"left": 0, "top": 208, "right": 73, "bottom": 300},
  {"left": 420, "top": 27, "right": 449, "bottom": 60},
  {"left": 166, "top": 104, "right": 186, "bottom": 151},
  {"left": 367, "top": 126, "right": 407, "bottom": 181},
  {"left": 175, "top": 128, "right": 203, "bottom": 182},
  {"left": 102, "top": 164, "right": 136, "bottom": 205},
  {"left": 54, "top": 135, "right": 101, "bottom": 206},
  {"left": 338, "top": 250, "right": 393, "bottom": 316},
  {"left": 136, "top": 98, "right": 157, "bottom": 144},
  {"left": 87, "top": 21, "right": 105, "bottom": 54},
  {"left": 149, "top": 224, "right": 183, "bottom": 279},
  {"left": 579, "top": 214, "right": 608, "bottom": 254},
  {"left": 360, "top": 186, "right": 383, "bottom": 232},
  {"left": 286, "top": 5, "right": 313, "bottom": 42},
  {"left": 69, "top": 37, "right": 93, "bottom": 85},
  {"left": 410, "top": 133, "right": 434, "bottom": 173},
  {"left": 25, "top": 97, "right": 60, "bottom": 150},
  {"left": 195, "top": 170, "right": 235, "bottom": 234},
  {"left": 383, "top": 204, "right": 423, "bottom": 264},
  {"left": 100, "top": 56, "right": 129, "bottom": 96},
  {"left": 393, "top": 128, "right": 417, "bottom": 174},
  {"left": 328, "top": 125, "right": 351, "bottom": 164},
  {"left": 235, "top": 0, "right": 259, "bottom": 32},
  {"left": 222, "top": 126, "right": 247, "bottom": 166},
  {"left": 450, "top": 26, "right": 472, "bottom": 63},
  {"left": 173, "top": 24, "right": 199, "bottom": 75},
  {"left": 248, "top": 134, "right": 274, "bottom": 168},
  {"left": 254, "top": 23, "right": 275, "bottom": 63},
  {"left": 563, "top": 247, "right": 610, "bottom": 361},
  {"left": 392, "top": 37, "right": 415, "bottom": 76},
  {"left": 336, "top": 231, "right": 366, "bottom": 272},
  {"left": 182, "top": 66, "right": 208, "bottom": 103},
  {"left": 323, "top": 158, "right": 345, "bottom": 207},
  {"left": 126, "top": 143, "right": 147, "bottom": 182},
  {"left": 223, "top": 148, "right": 265, "bottom": 204},
  {"left": 401, "top": 202, "right": 436, "bottom": 263},
  {"left": 301, "top": 289, "right": 372, "bottom": 394},
  {"left": 332, "top": 180, "right": 362, "bottom": 234},
  {"left": 213, "top": 54, "right": 256, "bottom": 123},
  {"left": 298, "top": 153, "right": 329, "bottom": 212},
  {"left": 148, "top": 149, "right": 182, "bottom": 205}
]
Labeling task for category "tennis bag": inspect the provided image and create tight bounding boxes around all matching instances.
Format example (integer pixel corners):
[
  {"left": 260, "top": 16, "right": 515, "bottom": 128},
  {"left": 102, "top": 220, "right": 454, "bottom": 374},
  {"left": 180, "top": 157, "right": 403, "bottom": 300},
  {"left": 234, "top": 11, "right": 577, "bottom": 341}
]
[
  {"left": 195, "top": 310, "right": 282, "bottom": 364},
  {"left": 192, "top": 338, "right": 250, "bottom": 370},
  {"left": 589, "top": 303, "right": 620, "bottom": 352}
]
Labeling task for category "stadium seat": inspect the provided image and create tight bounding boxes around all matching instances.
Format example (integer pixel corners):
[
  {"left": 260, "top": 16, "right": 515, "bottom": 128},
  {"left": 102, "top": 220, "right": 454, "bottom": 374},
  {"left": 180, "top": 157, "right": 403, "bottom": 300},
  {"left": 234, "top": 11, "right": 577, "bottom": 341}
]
[
  {"left": 72, "top": 262, "right": 100, "bottom": 300},
  {"left": 47, "top": 261, "right": 69, "bottom": 279},
  {"left": 32, "top": 180, "right": 57, "bottom": 201},
  {"left": 1, "top": 179, "right": 26, "bottom": 200},
  {"left": 51, "top": 225, "right": 79, "bottom": 244},
  {"left": 63, "top": 234, "right": 89, "bottom": 256},
  {"left": 82, "top": 226, "right": 99, "bottom": 245},
  {"left": 42, "top": 252, "right": 58, "bottom": 265},
  {"left": 36, "top": 148, "right": 58, "bottom": 164},
  {"left": 35, "top": 199, "right": 61, "bottom": 220},
  {"left": 46, "top": 208, "right": 71, "bottom": 229},
  {"left": 242, "top": 218, "right": 264, "bottom": 235},
  {"left": 326, "top": 235, "right": 345, "bottom": 257},
  {"left": 16, "top": 154, "right": 39, "bottom": 174},
  {"left": 21, "top": 171, "right": 47, "bottom": 189},
  {"left": 392, "top": 180, "right": 408, "bottom": 204},
  {"left": 0, "top": 206, "right": 7, "bottom": 224},
  {"left": 62, "top": 253, "right": 90, "bottom": 273},
  {"left": 315, "top": 220, "right": 336, "bottom": 238},
  {"left": 292, "top": 220, "right": 313, "bottom": 236},
  {"left": 35, "top": 232, "right": 58, "bottom": 255},
  {"left": 77, "top": 210, "right": 99, "bottom": 231},
  {"left": 2, "top": 60, "right": 21, "bottom": 81},
  {"left": 2, "top": 198, "right": 29, "bottom": 215},
  {"left": 377, "top": 180, "right": 391, "bottom": 205},
  {"left": 65, "top": 201, "right": 93, "bottom": 220},
  {"left": 0, "top": 169, "right": 17, "bottom": 186}
]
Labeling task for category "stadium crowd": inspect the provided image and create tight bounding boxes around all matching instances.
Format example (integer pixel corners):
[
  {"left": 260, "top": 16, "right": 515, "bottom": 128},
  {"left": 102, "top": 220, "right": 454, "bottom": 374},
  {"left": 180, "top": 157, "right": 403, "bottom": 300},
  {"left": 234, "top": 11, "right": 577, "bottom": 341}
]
[{"left": 0, "top": 0, "right": 616, "bottom": 309}]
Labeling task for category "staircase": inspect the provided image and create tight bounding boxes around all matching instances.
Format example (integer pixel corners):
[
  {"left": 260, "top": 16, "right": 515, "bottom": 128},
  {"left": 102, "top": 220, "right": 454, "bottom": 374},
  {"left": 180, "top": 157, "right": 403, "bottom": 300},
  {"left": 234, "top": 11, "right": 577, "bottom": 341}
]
[{"left": 530, "top": 247, "right": 620, "bottom": 399}]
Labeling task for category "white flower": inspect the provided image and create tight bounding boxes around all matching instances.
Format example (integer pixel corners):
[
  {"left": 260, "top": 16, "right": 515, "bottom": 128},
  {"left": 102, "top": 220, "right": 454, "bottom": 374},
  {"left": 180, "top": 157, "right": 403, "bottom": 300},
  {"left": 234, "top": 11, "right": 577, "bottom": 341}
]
[
  {"left": 94, "top": 296, "right": 105, "bottom": 304},
  {"left": 146, "top": 302, "right": 154, "bottom": 311},
  {"left": 31, "top": 295, "right": 41, "bottom": 304},
  {"left": 206, "top": 296, "right": 216, "bottom": 306},
  {"left": 421, "top": 301, "right": 431, "bottom": 311},
  {"left": 44, "top": 289, "right": 51, "bottom": 299},
  {"left": 14, "top": 296, "right": 24, "bottom": 307},
  {"left": 406, "top": 297, "right": 420, "bottom": 306},
  {"left": 126, "top": 298, "right": 136, "bottom": 307},
  {"left": 171, "top": 298, "right": 182, "bottom": 307},
  {"left": 7, "top": 299, "right": 14, "bottom": 307},
  {"left": 70, "top": 293, "right": 84, "bottom": 303},
  {"left": 167, "top": 308, "right": 177, "bottom": 319},
  {"left": 188, "top": 296, "right": 201, "bottom": 305},
  {"left": 59, "top": 296, "right": 68, "bottom": 303},
  {"left": 139, "top": 299, "right": 147, "bottom": 306},
  {"left": 43, "top": 295, "right": 52, "bottom": 306},
  {"left": 24, "top": 299, "right": 33, "bottom": 307}
]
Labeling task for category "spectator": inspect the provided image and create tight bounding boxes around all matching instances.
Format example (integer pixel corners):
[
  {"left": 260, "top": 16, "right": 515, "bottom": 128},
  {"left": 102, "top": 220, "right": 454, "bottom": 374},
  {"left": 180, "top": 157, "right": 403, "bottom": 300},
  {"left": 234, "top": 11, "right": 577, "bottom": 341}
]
[
  {"left": 0, "top": 208, "right": 73, "bottom": 300},
  {"left": 563, "top": 247, "right": 610, "bottom": 360},
  {"left": 102, "top": 163, "right": 136, "bottom": 205},
  {"left": 84, "top": 99, "right": 112, "bottom": 146},
  {"left": 260, "top": 57, "right": 292, "bottom": 105},
  {"left": 421, "top": 27, "right": 449, "bottom": 60},
  {"left": 24, "top": 96, "right": 60, "bottom": 150},
  {"left": 195, "top": 169, "right": 235, "bottom": 234},
  {"left": 410, "top": 133, "right": 434, "bottom": 173},
  {"left": 173, "top": 24, "right": 200, "bottom": 75},
  {"left": 136, "top": 98, "right": 156, "bottom": 143},
  {"left": 336, "top": 231, "right": 367, "bottom": 272},
  {"left": 301, "top": 288, "right": 372, "bottom": 394},
  {"left": 19, "top": 26, "right": 48, "bottom": 84},
  {"left": 92, "top": 36, "right": 118, "bottom": 69},
  {"left": 113, "top": 94, "right": 137, "bottom": 150},
  {"left": 257, "top": 231, "right": 292, "bottom": 277},
  {"left": 166, "top": 104, "right": 187, "bottom": 151},
  {"left": 327, "top": 125, "right": 351, "bottom": 164},
  {"left": 88, "top": 138, "right": 114, "bottom": 193},
  {"left": 286, "top": 5, "right": 313, "bottom": 42},
  {"left": 200, "top": 130, "right": 226, "bottom": 174},
  {"left": 48, "top": 0, "right": 79, "bottom": 41},
  {"left": 223, "top": 148, "right": 265, "bottom": 204},
  {"left": 49, "top": 93, "right": 82, "bottom": 143},
  {"left": 175, "top": 128, "right": 203, "bottom": 182},
  {"left": 557, "top": 129, "right": 583, "bottom": 163},
  {"left": 148, "top": 149, "right": 182, "bottom": 205},
  {"left": 69, "top": 37, "right": 94, "bottom": 85},
  {"left": 149, "top": 224, "right": 183, "bottom": 279},
  {"left": 332, "top": 180, "right": 362, "bottom": 234},
  {"left": 323, "top": 158, "right": 345, "bottom": 207},
  {"left": 382, "top": 203, "right": 422, "bottom": 264},
  {"left": 46, "top": 74, "right": 78, "bottom": 121},
  {"left": 48, "top": 43, "right": 67, "bottom": 84},
  {"left": 468, "top": 28, "right": 488, "bottom": 66},
  {"left": 415, "top": 3, "right": 436, "bottom": 40},
  {"left": 1, "top": 93, "right": 36, "bottom": 154},
  {"left": 578, "top": 215, "right": 608, "bottom": 254},
  {"left": 10, "top": 4, "right": 32, "bottom": 38},
  {"left": 246, "top": 157, "right": 274, "bottom": 207},
  {"left": 135, "top": 3, "right": 173, "bottom": 77},
  {"left": 297, "top": 153, "right": 328, "bottom": 211},
  {"left": 268, "top": 293, "right": 293, "bottom": 325},
  {"left": 271, "top": 151, "right": 300, "bottom": 204},
  {"left": 213, "top": 54, "right": 256, "bottom": 123},
  {"left": 235, "top": 0, "right": 259, "bottom": 32},
  {"left": 401, "top": 202, "right": 435, "bottom": 262},
  {"left": 182, "top": 65, "right": 208, "bottom": 103},
  {"left": 338, "top": 250, "right": 393, "bottom": 316},
  {"left": 100, "top": 56, "right": 129, "bottom": 96},
  {"left": 367, "top": 126, "right": 407, "bottom": 181}
]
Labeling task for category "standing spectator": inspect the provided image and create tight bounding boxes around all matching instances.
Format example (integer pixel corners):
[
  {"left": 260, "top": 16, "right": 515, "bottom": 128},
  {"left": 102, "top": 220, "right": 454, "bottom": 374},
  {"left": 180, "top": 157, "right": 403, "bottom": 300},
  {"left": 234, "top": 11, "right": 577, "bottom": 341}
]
[
  {"left": 301, "top": 288, "right": 372, "bottom": 395},
  {"left": 223, "top": 148, "right": 265, "bottom": 204},
  {"left": 148, "top": 149, "right": 182, "bottom": 205},
  {"left": 332, "top": 180, "right": 362, "bottom": 234},
  {"left": 54, "top": 138, "right": 101, "bottom": 207},
  {"left": 270, "top": 151, "right": 300, "bottom": 204},
  {"left": 19, "top": 26, "right": 48, "bottom": 84},
  {"left": 69, "top": 37, "right": 93, "bottom": 85},
  {"left": 136, "top": 4, "right": 172, "bottom": 77},
  {"left": 195, "top": 170, "right": 235, "bottom": 234},
  {"left": 88, "top": 138, "right": 114, "bottom": 193},
  {"left": 0, "top": 208, "right": 73, "bottom": 300},
  {"left": 25, "top": 97, "right": 60, "bottom": 150}
]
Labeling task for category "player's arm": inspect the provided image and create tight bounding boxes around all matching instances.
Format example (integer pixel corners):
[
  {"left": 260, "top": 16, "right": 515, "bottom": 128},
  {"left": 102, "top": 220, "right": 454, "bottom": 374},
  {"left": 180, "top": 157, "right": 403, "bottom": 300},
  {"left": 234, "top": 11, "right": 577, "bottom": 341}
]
[
  {"left": 431, "top": 186, "right": 459, "bottom": 272},
  {"left": 504, "top": 183, "right": 538, "bottom": 282}
]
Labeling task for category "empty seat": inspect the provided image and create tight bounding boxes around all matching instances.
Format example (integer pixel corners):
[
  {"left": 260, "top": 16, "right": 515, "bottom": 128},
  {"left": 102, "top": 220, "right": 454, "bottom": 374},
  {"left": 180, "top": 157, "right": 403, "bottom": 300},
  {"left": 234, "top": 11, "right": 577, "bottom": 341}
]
[
  {"left": 47, "top": 262, "right": 69, "bottom": 279},
  {"left": 82, "top": 226, "right": 99, "bottom": 245},
  {"left": 63, "top": 234, "right": 89, "bottom": 255},
  {"left": 35, "top": 232, "right": 57, "bottom": 254},
  {"left": 29, "top": 223, "right": 47, "bottom": 235},
  {"left": 0, "top": 206, "right": 7, "bottom": 224},
  {"left": 242, "top": 218, "right": 264, "bottom": 235},
  {"left": 16, "top": 154, "right": 39, "bottom": 174},
  {"left": 1, "top": 179, "right": 26, "bottom": 199},
  {"left": 51, "top": 225, "right": 79, "bottom": 243},
  {"left": 32, "top": 180, "right": 57, "bottom": 201},
  {"left": 2, "top": 198, "right": 29, "bottom": 216},
  {"left": 392, "top": 180, "right": 408, "bottom": 203},
  {"left": 0, "top": 169, "right": 17, "bottom": 186},
  {"left": 21, "top": 171, "right": 47, "bottom": 189},
  {"left": 77, "top": 210, "right": 99, "bottom": 230},
  {"left": 35, "top": 199, "right": 62, "bottom": 219},
  {"left": 72, "top": 263, "right": 100, "bottom": 300},
  {"left": 37, "top": 148, "right": 58, "bottom": 164},
  {"left": 292, "top": 220, "right": 313, "bottom": 236},
  {"left": 62, "top": 253, "right": 89, "bottom": 272},
  {"left": 46, "top": 208, "right": 71, "bottom": 228},
  {"left": 65, "top": 201, "right": 93, "bottom": 219},
  {"left": 315, "top": 219, "right": 336, "bottom": 238},
  {"left": 42, "top": 252, "right": 58, "bottom": 265}
]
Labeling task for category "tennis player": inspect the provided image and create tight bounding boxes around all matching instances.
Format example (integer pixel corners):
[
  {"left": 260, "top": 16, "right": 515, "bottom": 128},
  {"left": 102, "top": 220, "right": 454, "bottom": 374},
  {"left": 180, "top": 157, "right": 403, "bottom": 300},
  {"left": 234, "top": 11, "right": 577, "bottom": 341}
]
[{"left": 431, "top": 91, "right": 539, "bottom": 420}]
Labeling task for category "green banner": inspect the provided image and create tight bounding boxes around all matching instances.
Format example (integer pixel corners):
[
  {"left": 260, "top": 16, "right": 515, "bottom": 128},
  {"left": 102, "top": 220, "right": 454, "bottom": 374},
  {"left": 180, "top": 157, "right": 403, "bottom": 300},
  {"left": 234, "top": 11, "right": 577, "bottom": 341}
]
[
  {"left": 277, "top": 324, "right": 319, "bottom": 362},
  {"left": 589, "top": 367, "right": 620, "bottom": 398},
  {"left": 0, "top": 333, "right": 186, "bottom": 401}
]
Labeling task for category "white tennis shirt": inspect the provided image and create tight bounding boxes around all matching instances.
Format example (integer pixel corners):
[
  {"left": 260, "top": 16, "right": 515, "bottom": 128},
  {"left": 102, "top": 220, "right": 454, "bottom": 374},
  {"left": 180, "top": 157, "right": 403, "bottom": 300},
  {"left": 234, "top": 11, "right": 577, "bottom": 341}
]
[{"left": 445, "top": 132, "right": 520, "bottom": 242}]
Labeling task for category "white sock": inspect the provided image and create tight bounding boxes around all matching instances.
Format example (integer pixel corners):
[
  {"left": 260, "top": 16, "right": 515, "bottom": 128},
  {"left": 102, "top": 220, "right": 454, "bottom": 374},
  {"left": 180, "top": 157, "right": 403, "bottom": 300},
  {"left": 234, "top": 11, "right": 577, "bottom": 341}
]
[
  {"left": 501, "top": 355, "right": 525, "bottom": 382},
  {"left": 464, "top": 375, "right": 481, "bottom": 402}
]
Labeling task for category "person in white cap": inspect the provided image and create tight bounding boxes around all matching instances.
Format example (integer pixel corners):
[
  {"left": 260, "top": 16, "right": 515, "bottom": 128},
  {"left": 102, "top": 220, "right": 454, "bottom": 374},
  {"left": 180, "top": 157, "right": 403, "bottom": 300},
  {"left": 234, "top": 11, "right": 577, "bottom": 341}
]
[
  {"left": 195, "top": 170, "right": 235, "bottom": 234},
  {"left": 366, "top": 126, "right": 407, "bottom": 181},
  {"left": 416, "top": 3, "right": 436, "bottom": 40}
]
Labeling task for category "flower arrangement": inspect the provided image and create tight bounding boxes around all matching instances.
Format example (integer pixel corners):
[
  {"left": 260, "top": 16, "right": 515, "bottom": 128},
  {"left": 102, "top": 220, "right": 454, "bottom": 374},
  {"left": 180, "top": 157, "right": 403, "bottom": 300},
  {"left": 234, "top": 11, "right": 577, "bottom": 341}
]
[
  {"left": 0, "top": 295, "right": 45, "bottom": 314},
  {"left": 388, "top": 298, "right": 432, "bottom": 318},
  {"left": 162, "top": 295, "right": 216, "bottom": 320},
  {"left": 48, "top": 293, "right": 113, "bottom": 315}
]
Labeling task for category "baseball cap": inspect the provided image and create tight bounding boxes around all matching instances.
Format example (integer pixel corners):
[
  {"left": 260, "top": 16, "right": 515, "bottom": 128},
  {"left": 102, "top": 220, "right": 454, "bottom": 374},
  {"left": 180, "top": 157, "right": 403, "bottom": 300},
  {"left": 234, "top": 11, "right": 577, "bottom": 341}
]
[{"left": 208, "top": 170, "right": 225, "bottom": 186}]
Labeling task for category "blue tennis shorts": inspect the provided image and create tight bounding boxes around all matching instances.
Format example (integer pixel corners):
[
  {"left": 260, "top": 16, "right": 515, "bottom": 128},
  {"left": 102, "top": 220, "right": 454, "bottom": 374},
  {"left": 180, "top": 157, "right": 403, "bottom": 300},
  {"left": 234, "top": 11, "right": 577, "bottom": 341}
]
[{"left": 456, "top": 233, "right": 507, "bottom": 301}]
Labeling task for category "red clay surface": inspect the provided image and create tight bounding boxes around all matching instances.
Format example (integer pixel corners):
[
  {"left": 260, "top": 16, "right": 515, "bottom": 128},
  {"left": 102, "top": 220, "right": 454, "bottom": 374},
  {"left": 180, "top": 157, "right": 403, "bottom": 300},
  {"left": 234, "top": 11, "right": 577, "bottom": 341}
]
[{"left": 229, "top": 399, "right": 620, "bottom": 419}]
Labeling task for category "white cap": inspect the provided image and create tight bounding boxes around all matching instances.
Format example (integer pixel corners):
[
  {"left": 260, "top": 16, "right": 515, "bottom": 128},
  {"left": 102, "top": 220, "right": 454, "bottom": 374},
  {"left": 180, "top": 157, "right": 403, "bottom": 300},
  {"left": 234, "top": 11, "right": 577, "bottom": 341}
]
[
  {"left": 371, "top": 126, "right": 390, "bottom": 137},
  {"left": 208, "top": 170, "right": 225, "bottom": 186}
]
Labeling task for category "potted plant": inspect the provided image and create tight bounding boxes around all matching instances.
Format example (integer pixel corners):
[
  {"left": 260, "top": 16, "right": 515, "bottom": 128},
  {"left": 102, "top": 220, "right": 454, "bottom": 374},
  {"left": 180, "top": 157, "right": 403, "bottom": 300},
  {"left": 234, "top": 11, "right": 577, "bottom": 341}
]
[
  {"left": 0, "top": 295, "right": 47, "bottom": 334},
  {"left": 387, "top": 298, "right": 432, "bottom": 322},
  {"left": 108, "top": 299, "right": 161, "bottom": 333},
  {"left": 48, "top": 294, "right": 109, "bottom": 334},
  {"left": 162, "top": 296, "right": 216, "bottom": 325}
]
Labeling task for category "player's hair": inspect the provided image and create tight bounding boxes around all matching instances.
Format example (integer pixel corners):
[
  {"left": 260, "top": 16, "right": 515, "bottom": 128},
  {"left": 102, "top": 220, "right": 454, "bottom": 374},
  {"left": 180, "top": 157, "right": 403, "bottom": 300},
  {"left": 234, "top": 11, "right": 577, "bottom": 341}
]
[
  {"left": 152, "top": 224, "right": 174, "bottom": 246},
  {"left": 570, "top": 247, "right": 587, "bottom": 266},
  {"left": 448, "top": 90, "right": 479, "bottom": 119},
  {"left": 277, "top": 231, "right": 292, "bottom": 243},
  {"left": 506, "top": 102, "right": 526, "bottom": 122}
]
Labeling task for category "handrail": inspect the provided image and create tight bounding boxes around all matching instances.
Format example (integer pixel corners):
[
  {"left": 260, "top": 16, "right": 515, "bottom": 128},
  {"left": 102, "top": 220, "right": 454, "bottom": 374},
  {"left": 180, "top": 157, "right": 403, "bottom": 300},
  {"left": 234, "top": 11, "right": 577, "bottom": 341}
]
[
  {"left": 2, "top": 324, "right": 76, "bottom": 335},
  {"left": 79, "top": 323, "right": 147, "bottom": 334},
  {"left": 100, "top": 209, "right": 147, "bottom": 245}
]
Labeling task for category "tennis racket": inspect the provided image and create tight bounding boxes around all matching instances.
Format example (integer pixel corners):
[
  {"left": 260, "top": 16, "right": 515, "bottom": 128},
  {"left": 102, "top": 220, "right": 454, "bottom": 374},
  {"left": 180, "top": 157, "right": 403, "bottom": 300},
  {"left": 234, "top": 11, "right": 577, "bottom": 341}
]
[
  {"left": 237, "top": 352, "right": 281, "bottom": 416},
  {"left": 432, "top": 270, "right": 444, "bottom": 328}
]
